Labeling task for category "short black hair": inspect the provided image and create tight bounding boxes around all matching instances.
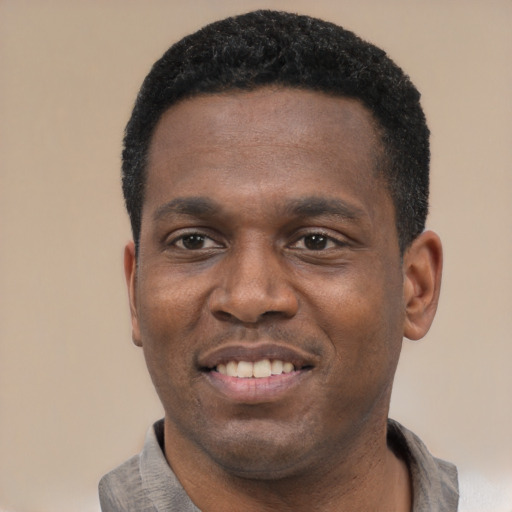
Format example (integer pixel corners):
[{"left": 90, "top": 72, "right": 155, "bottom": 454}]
[{"left": 122, "top": 10, "right": 430, "bottom": 253}]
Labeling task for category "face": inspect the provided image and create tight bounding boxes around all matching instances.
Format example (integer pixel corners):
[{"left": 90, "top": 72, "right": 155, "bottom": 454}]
[{"left": 127, "top": 88, "right": 411, "bottom": 479}]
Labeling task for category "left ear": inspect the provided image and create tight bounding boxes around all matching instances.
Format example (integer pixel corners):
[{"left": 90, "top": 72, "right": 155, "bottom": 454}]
[{"left": 402, "top": 230, "right": 443, "bottom": 340}]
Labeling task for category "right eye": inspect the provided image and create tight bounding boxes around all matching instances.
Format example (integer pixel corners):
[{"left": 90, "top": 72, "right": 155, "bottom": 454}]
[{"left": 172, "top": 233, "right": 222, "bottom": 250}]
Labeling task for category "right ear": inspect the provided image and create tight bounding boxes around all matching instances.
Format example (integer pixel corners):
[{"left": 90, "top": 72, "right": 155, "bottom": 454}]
[{"left": 124, "top": 241, "right": 142, "bottom": 347}]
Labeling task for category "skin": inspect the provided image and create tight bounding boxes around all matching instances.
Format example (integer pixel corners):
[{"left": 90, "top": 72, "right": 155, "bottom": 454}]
[{"left": 125, "top": 87, "right": 442, "bottom": 511}]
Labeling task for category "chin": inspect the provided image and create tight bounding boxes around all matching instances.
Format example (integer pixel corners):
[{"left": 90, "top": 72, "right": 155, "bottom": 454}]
[{"left": 195, "top": 420, "right": 322, "bottom": 480}]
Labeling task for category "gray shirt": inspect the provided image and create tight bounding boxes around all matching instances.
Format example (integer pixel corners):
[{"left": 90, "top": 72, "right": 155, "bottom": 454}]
[{"left": 99, "top": 419, "right": 459, "bottom": 511}]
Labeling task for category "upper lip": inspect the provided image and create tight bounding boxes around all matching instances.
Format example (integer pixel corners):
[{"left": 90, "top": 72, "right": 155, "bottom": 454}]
[{"left": 197, "top": 342, "right": 319, "bottom": 371}]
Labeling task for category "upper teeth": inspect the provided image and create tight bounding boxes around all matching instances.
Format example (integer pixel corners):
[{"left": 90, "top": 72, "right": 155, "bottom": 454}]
[{"left": 216, "top": 359, "right": 295, "bottom": 378}]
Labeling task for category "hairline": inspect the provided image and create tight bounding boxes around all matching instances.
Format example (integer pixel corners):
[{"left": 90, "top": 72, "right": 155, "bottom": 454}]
[
  {"left": 123, "top": 11, "right": 429, "bottom": 258},
  {"left": 136, "top": 85, "right": 398, "bottom": 256}
]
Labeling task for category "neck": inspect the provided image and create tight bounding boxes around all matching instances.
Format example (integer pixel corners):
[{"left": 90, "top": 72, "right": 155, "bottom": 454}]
[{"left": 164, "top": 418, "right": 412, "bottom": 512}]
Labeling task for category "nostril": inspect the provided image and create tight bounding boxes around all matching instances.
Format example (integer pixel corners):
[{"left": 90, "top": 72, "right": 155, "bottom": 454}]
[
  {"left": 213, "top": 310, "right": 236, "bottom": 322},
  {"left": 262, "top": 310, "right": 284, "bottom": 318},
  {"left": 209, "top": 276, "right": 299, "bottom": 324}
]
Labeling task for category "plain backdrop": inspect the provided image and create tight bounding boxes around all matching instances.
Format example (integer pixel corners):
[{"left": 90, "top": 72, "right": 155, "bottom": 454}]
[{"left": 1, "top": 1, "right": 511, "bottom": 511}]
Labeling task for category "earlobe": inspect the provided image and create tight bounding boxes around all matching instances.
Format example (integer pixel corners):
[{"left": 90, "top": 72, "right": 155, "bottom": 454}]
[
  {"left": 402, "top": 231, "right": 443, "bottom": 341},
  {"left": 124, "top": 241, "right": 142, "bottom": 347}
]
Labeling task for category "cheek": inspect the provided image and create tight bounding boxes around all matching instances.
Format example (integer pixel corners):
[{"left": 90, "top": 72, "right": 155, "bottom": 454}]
[
  {"left": 138, "top": 264, "right": 207, "bottom": 334},
  {"left": 135, "top": 271, "right": 207, "bottom": 384},
  {"left": 307, "top": 265, "right": 404, "bottom": 373}
]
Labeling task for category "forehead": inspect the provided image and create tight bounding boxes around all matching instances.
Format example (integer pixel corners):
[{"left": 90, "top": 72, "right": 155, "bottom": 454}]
[
  {"left": 149, "top": 87, "right": 382, "bottom": 162},
  {"left": 144, "top": 87, "right": 392, "bottom": 225}
]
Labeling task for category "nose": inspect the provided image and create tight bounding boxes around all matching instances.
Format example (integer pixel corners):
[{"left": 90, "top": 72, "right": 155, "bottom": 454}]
[{"left": 209, "top": 242, "right": 299, "bottom": 324}]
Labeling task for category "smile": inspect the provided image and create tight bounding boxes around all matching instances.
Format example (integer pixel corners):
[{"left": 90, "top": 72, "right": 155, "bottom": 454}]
[
  {"left": 198, "top": 343, "right": 317, "bottom": 403},
  {"left": 215, "top": 359, "right": 296, "bottom": 378}
]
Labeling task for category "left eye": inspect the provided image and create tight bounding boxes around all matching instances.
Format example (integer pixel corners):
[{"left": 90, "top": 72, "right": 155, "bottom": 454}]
[
  {"left": 174, "top": 234, "right": 221, "bottom": 250},
  {"left": 293, "top": 234, "right": 339, "bottom": 251}
]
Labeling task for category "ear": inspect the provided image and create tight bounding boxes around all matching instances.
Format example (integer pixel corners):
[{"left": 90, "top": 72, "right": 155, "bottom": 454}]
[
  {"left": 402, "top": 230, "right": 443, "bottom": 340},
  {"left": 124, "top": 241, "right": 142, "bottom": 347}
]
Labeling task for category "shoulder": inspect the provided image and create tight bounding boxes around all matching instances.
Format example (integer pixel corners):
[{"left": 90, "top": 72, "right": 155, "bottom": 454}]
[
  {"left": 388, "top": 419, "right": 459, "bottom": 511},
  {"left": 98, "top": 420, "right": 200, "bottom": 512},
  {"left": 99, "top": 453, "right": 154, "bottom": 511},
  {"left": 98, "top": 420, "right": 164, "bottom": 511},
  {"left": 458, "top": 469, "right": 512, "bottom": 512}
]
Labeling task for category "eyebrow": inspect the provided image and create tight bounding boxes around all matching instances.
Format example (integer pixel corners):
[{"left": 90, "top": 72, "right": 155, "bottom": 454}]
[
  {"left": 152, "top": 195, "right": 367, "bottom": 224},
  {"left": 283, "top": 196, "right": 366, "bottom": 221},
  {"left": 153, "top": 197, "right": 221, "bottom": 222}
]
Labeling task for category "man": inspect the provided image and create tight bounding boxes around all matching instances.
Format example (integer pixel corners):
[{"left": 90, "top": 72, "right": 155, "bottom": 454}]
[{"left": 99, "top": 10, "right": 458, "bottom": 511}]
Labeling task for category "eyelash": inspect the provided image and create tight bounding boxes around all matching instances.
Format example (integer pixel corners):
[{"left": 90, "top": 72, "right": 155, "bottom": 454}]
[
  {"left": 169, "top": 232, "right": 223, "bottom": 250},
  {"left": 167, "top": 230, "right": 347, "bottom": 252},
  {"left": 290, "top": 232, "right": 346, "bottom": 251}
]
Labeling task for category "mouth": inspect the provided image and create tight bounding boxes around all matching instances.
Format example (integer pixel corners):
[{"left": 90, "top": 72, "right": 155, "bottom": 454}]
[
  {"left": 198, "top": 343, "right": 317, "bottom": 403},
  {"left": 199, "top": 342, "right": 317, "bottom": 377},
  {"left": 208, "top": 359, "right": 312, "bottom": 378}
]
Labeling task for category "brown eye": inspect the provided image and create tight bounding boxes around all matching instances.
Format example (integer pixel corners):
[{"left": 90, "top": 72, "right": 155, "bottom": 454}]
[
  {"left": 304, "top": 234, "right": 329, "bottom": 250},
  {"left": 180, "top": 234, "right": 206, "bottom": 250},
  {"left": 173, "top": 233, "right": 223, "bottom": 250}
]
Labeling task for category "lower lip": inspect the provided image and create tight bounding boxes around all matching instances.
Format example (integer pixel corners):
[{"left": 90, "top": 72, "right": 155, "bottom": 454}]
[{"left": 203, "top": 369, "right": 310, "bottom": 404}]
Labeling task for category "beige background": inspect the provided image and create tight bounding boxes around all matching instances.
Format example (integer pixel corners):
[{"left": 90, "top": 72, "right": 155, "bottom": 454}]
[{"left": 1, "top": 1, "right": 511, "bottom": 511}]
